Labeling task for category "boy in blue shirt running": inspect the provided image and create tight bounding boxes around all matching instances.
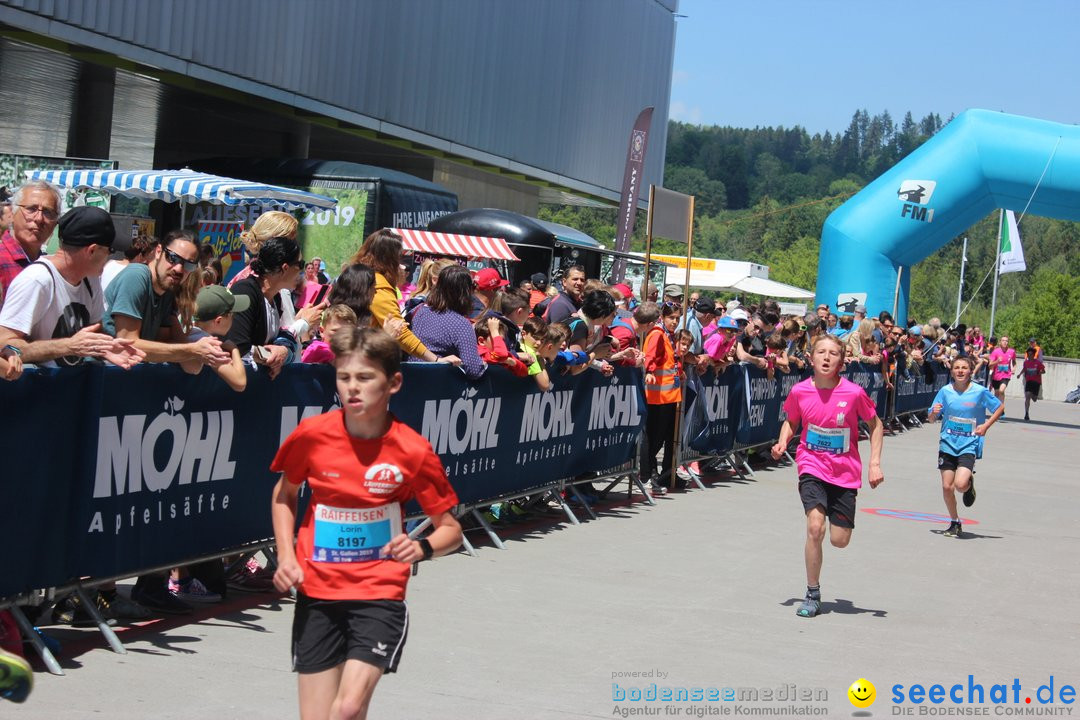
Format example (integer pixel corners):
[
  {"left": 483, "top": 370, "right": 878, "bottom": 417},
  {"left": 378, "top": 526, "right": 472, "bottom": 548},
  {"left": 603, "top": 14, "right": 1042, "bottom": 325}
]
[{"left": 927, "top": 355, "right": 1004, "bottom": 537}]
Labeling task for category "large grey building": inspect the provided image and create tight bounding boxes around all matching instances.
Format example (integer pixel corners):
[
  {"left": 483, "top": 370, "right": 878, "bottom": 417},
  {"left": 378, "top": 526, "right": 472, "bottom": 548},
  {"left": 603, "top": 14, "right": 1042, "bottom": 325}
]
[{"left": 0, "top": 0, "right": 677, "bottom": 215}]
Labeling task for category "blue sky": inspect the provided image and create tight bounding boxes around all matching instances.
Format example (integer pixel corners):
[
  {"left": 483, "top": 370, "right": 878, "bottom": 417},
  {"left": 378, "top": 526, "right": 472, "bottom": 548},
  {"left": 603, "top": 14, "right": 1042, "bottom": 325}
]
[{"left": 670, "top": 0, "right": 1080, "bottom": 135}]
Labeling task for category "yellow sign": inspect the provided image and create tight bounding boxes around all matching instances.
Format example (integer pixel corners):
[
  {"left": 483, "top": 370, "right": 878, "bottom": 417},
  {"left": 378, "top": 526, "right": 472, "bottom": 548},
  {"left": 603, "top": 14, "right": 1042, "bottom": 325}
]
[{"left": 651, "top": 253, "right": 716, "bottom": 272}]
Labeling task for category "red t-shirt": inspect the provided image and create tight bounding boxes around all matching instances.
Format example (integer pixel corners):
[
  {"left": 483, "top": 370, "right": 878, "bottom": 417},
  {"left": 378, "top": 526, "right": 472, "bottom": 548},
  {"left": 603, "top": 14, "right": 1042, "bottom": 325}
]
[{"left": 271, "top": 411, "right": 458, "bottom": 601}]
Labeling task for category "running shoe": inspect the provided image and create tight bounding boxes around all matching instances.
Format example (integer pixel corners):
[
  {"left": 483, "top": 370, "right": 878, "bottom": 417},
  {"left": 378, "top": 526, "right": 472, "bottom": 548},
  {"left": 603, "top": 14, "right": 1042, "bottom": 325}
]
[
  {"left": 647, "top": 479, "right": 668, "bottom": 496},
  {"left": 132, "top": 582, "right": 193, "bottom": 615},
  {"left": 0, "top": 648, "right": 32, "bottom": 703},
  {"left": 962, "top": 476, "right": 976, "bottom": 508},
  {"left": 170, "top": 577, "right": 222, "bottom": 604},
  {"left": 226, "top": 564, "right": 276, "bottom": 594},
  {"left": 796, "top": 594, "right": 821, "bottom": 618},
  {"left": 943, "top": 521, "right": 961, "bottom": 538},
  {"left": 98, "top": 590, "right": 153, "bottom": 621}
]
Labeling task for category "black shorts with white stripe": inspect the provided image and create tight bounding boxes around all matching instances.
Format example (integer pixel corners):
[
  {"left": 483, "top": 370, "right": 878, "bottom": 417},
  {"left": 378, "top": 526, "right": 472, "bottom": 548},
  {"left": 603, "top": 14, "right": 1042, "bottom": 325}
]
[{"left": 291, "top": 594, "right": 409, "bottom": 674}]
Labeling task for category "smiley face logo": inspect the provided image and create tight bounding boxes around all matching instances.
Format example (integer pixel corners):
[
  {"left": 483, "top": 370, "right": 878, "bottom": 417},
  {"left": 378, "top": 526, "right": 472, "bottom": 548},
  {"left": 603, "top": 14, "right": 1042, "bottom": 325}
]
[{"left": 848, "top": 678, "right": 876, "bottom": 708}]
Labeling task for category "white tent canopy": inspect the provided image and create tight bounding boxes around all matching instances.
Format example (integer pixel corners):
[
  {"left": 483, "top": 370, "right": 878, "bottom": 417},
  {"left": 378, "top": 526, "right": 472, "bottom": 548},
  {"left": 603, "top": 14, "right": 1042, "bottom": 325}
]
[
  {"left": 632, "top": 253, "right": 814, "bottom": 299},
  {"left": 26, "top": 168, "right": 338, "bottom": 212}
]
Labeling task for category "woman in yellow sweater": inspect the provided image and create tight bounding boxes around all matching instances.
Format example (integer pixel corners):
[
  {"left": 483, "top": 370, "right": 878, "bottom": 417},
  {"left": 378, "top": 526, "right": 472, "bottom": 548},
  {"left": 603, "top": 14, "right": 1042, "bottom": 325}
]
[{"left": 350, "top": 229, "right": 454, "bottom": 364}]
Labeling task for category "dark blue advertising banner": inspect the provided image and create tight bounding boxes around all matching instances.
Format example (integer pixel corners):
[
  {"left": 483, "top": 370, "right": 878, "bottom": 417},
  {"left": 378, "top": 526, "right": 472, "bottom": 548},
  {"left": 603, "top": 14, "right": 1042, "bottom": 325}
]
[
  {"left": 894, "top": 365, "right": 949, "bottom": 415},
  {"left": 391, "top": 364, "right": 645, "bottom": 506},
  {"left": 842, "top": 361, "right": 889, "bottom": 419},
  {"left": 686, "top": 365, "right": 746, "bottom": 455},
  {"left": 736, "top": 366, "right": 811, "bottom": 447},
  {"left": 0, "top": 362, "right": 644, "bottom": 597}
]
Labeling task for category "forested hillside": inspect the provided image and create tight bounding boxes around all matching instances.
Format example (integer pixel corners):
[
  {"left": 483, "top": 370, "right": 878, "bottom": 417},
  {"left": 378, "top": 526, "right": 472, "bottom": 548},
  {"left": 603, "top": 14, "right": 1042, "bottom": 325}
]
[{"left": 538, "top": 110, "right": 1080, "bottom": 357}]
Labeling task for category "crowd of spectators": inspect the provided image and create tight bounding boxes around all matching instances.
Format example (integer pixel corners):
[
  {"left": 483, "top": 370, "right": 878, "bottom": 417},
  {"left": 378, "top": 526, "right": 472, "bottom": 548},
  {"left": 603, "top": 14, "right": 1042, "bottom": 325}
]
[{"left": 0, "top": 180, "right": 1052, "bottom": 627}]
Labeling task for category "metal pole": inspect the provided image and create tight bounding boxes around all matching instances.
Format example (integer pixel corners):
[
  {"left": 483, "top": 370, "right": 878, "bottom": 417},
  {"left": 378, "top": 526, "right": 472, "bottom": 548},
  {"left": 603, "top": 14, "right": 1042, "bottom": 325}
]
[
  {"left": 989, "top": 210, "right": 1002, "bottom": 337},
  {"left": 641, "top": 185, "right": 656, "bottom": 312},
  {"left": 892, "top": 265, "right": 904, "bottom": 319},
  {"left": 670, "top": 195, "right": 695, "bottom": 490},
  {"left": 954, "top": 237, "right": 968, "bottom": 326}
]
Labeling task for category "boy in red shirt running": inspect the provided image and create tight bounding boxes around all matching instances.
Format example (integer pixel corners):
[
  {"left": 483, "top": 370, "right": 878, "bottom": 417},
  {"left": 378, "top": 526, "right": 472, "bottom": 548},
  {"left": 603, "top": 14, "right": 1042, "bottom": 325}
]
[
  {"left": 771, "top": 334, "right": 885, "bottom": 618},
  {"left": 271, "top": 326, "right": 462, "bottom": 720}
]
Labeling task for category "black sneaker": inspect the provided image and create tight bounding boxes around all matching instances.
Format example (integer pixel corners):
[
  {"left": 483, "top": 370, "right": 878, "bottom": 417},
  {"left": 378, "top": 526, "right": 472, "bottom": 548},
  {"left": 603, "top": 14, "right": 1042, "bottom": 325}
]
[
  {"left": 962, "top": 476, "right": 976, "bottom": 507},
  {"left": 131, "top": 583, "right": 193, "bottom": 615},
  {"left": 943, "top": 521, "right": 960, "bottom": 538}
]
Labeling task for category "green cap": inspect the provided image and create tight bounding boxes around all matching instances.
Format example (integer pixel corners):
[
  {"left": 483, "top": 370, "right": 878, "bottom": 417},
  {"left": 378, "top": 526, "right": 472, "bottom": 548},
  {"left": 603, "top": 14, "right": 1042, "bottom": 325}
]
[{"left": 195, "top": 285, "right": 251, "bottom": 322}]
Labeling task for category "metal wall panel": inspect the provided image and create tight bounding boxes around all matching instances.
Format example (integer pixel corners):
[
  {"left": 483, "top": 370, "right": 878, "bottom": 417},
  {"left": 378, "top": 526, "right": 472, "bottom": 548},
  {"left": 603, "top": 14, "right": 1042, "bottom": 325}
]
[{"left": 0, "top": 0, "right": 675, "bottom": 199}]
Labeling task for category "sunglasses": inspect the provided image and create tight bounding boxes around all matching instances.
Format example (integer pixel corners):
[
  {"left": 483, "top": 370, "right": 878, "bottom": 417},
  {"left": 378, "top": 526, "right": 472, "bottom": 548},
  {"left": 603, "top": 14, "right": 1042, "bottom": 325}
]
[{"left": 163, "top": 247, "right": 198, "bottom": 272}]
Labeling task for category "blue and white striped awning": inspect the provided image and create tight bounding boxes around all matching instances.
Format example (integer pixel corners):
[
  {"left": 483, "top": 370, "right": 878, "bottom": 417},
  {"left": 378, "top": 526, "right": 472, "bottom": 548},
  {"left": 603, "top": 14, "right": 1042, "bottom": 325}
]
[{"left": 25, "top": 168, "right": 337, "bottom": 212}]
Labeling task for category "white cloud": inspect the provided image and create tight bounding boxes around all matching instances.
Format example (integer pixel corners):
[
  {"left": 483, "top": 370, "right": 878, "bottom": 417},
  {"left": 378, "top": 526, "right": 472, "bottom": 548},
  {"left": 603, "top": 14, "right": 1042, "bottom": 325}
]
[{"left": 669, "top": 100, "right": 703, "bottom": 124}]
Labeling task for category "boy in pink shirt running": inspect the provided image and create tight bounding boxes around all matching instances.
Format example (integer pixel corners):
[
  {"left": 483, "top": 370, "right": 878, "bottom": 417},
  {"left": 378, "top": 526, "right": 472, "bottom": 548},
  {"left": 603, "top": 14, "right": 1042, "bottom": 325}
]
[{"left": 772, "top": 334, "right": 885, "bottom": 618}]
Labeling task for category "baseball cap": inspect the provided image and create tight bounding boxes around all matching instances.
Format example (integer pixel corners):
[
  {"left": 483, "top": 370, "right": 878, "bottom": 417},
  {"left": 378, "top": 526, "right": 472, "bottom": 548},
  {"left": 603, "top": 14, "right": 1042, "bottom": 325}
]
[
  {"left": 717, "top": 315, "right": 739, "bottom": 330},
  {"left": 729, "top": 308, "right": 749, "bottom": 323},
  {"left": 663, "top": 284, "right": 684, "bottom": 297},
  {"left": 530, "top": 272, "right": 547, "bottom": 289},
  {"left": 612, "top": 282, "right": 634, "bottom": 300},
  {"left": 854, "top": 304, "right": 867, "bottom": 314},
  {"left": 909, "top": 325, "right": 922, "bottom": 336},
  {"left": 58, "top": 206, "right": 116, "bottom": 248},
  {"left": 474, "top": 267, "right": 509, "bottom": 291},
  {"left": 725, "top": 299, "right": 741, "bottom": 312},
  {"left": 816, "top": 303, "right": 829, "bottom": 311},
  {"left": 195, "top": 285, "right": 251, "bottom": 321},
  {"left": 693, "top": 297, "right": 716, "bottom": 314},
  {"left": 1028, "top": 337, "right": 1037, "bottom": 343}
]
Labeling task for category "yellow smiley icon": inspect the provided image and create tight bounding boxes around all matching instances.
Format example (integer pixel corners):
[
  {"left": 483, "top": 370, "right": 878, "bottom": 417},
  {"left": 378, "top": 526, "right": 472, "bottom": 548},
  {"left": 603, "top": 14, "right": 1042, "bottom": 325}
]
[{"left": 848, "top": 678, "right": 876, "bottom": 708}]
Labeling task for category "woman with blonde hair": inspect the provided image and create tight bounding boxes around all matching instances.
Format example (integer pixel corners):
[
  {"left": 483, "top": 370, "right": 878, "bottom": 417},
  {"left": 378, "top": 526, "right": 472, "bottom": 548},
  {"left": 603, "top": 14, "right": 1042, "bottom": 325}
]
[{"left": 350, "top": 229, "right": 456, "bottom": 363}]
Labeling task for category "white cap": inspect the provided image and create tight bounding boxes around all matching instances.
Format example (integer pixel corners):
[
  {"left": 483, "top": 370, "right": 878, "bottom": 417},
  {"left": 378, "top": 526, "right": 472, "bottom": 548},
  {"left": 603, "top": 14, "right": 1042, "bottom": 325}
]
[{"left": 729, "top": 308, "right": 749, "bottom": 322}]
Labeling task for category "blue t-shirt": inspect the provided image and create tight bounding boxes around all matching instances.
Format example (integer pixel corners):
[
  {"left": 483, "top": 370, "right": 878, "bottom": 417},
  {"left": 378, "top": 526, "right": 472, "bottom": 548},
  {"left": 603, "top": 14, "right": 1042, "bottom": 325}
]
[{"left": 930, "top": 383, "right": 1002, "bottom": 456}]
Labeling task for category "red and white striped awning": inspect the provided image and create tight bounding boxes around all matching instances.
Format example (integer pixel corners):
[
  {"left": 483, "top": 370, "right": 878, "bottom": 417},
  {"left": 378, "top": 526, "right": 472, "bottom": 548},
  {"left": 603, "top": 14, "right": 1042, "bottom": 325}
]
[{"left": 390, "top": 228, "right": 520, "bottom": 262}]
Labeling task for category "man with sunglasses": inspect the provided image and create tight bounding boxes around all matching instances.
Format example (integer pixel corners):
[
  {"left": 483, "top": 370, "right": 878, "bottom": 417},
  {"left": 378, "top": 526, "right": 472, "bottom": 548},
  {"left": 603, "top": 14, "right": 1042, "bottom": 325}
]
[
  {"left": 0, "top": 206, "right": 144, "bottom": 369},
  {"left": 0, "top": 181, "right": 62, "bottom": 307},
  {"left": 104, "top": 230, "right": 230, "bottom": 367}
]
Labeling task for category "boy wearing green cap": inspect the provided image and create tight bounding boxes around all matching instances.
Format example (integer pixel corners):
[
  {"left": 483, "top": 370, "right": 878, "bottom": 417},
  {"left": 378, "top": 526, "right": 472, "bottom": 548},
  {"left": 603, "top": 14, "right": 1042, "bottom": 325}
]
[{"left": 181, "top": 285, "right": 250, "bottom": 392}]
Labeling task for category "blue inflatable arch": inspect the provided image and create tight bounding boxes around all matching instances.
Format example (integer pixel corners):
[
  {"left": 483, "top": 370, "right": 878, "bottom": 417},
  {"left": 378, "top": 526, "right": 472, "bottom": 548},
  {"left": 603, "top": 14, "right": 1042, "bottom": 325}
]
[{"left": 816, "top": 109, "right": 1080, "bottom": 324}]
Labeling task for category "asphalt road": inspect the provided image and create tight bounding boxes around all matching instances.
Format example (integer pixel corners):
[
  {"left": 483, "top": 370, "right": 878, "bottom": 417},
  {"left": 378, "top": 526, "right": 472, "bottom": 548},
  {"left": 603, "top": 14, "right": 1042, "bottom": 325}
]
[{"left": 10, "top": 401, "right": 1080, "bottom": 719}]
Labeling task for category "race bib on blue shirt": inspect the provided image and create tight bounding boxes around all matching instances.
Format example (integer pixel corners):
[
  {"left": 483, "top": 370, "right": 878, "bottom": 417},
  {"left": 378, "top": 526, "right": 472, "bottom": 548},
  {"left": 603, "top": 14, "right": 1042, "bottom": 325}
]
[
  {"left": 944, "top": 416, "right": 975, "bottom": 437},
  {"left": 805, "top": 424, "right": 849, "bottom": 454},
  {"left": 312, "top": 502, "right": 402, "bottom": 563}
]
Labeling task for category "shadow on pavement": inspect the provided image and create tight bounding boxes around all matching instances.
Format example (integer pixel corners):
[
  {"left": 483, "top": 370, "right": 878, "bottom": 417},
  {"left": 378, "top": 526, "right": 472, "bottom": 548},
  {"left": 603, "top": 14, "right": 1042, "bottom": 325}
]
[{"left": 779, "top": 596, "right": 888, "bottom": 618}]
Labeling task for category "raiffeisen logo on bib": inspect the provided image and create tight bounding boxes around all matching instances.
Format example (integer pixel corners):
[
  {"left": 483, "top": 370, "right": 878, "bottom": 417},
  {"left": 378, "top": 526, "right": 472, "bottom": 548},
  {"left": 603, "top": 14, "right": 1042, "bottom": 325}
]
[{"left": 889, "top": 674, "right": 1076, "bottom": 716}]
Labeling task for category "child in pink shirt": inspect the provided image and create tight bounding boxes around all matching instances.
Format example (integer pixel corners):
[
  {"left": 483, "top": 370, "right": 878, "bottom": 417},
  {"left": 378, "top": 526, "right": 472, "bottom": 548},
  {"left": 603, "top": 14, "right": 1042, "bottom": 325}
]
[
  {"left": 301, "top": 305, "right": 357, "bottom": 364},
  {"left": 772, "top": 333, "right": 884, "bottom": 618}
]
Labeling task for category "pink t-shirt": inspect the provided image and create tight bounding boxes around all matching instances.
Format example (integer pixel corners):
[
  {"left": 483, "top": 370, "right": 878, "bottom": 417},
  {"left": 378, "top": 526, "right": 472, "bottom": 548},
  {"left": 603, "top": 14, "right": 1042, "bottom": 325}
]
[
  {"left": 988, "top": 347, "right": 1016, "bottom": 381},
  {"left": 782, "top": 377, "right": 878, "bottom": 489},
  {"left": 301, "top": 339, "right": 334, "bottom": 364}
]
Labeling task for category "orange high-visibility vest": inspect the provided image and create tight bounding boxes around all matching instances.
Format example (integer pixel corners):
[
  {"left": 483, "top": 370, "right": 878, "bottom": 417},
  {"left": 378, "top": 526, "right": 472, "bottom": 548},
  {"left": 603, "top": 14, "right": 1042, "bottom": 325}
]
[{"left": 643, "top": 327, "right": 681, "bottom": 405}]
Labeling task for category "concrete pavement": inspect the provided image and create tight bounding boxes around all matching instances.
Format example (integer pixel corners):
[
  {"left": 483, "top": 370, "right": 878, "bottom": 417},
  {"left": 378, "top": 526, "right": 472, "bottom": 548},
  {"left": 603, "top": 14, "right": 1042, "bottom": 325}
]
[{"left": 10, "top": 401, "right": 1080, "bottom": 719}]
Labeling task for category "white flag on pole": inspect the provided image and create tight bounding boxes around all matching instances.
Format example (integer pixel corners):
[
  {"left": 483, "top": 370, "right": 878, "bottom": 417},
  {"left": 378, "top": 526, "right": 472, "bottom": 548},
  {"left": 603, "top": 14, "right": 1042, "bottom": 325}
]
[{"left": 998, "top": 210, "right": 1026, "bottom": 274}]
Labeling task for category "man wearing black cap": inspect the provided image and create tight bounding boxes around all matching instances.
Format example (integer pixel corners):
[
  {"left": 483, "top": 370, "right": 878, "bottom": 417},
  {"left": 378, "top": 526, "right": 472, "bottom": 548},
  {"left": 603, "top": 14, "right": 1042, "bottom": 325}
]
[
  {"left": 528, "top": 272, "right": 547, "bottom": 309},
  {"left": 0, "top": 206, "right": 144, "bottom": 368},
  {"left": 679, "top": 295, "right": 716, "bottom": 354}
]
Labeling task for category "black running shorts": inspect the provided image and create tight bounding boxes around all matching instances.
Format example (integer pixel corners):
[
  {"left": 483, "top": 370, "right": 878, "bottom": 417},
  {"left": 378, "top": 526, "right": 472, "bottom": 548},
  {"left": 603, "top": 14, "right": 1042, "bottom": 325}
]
[
  {"left": 291, "top": 594, "right": 408, "bottom": 674},
  {"left": 798, "top": 474, "right": 857, "bottom": 529},
  {"left": 992, "top": 378, "right": 1009, "bottom": 391},
  {"left": 938, "top": 451, "right": 975, "bottom": 473},
  {"left": 1025, "top": 381, "right": 1041, "bottom": 396}
]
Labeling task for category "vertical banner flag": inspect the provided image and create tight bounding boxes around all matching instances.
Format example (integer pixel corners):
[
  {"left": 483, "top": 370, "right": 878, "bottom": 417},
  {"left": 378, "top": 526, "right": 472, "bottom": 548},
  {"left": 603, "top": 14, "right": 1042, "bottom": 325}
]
[
  {"left": 998, "top": 210, "right": 1027, "bottom": 274},
  {"left": 611, "top": 107, "right": 654, "bottom": 283}
]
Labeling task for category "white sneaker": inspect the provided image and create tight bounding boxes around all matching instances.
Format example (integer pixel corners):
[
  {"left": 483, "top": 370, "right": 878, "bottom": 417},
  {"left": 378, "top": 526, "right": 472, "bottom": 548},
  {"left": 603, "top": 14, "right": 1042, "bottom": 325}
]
[{"left": 648, "top": 481, "right": 668, "bottom": 496}]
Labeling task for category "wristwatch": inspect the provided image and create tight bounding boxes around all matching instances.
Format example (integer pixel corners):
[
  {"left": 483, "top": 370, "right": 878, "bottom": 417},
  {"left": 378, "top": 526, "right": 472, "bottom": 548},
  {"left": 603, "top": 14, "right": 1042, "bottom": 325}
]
[{"left": 417, "top": 537, "right": 434, "bottom": 561}]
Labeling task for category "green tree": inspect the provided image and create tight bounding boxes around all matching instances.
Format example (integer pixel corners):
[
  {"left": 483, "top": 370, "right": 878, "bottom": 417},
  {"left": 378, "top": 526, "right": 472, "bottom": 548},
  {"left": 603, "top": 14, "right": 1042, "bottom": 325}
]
[{"left": 997, "top": 269, "right": 1080, "bottom": 357}]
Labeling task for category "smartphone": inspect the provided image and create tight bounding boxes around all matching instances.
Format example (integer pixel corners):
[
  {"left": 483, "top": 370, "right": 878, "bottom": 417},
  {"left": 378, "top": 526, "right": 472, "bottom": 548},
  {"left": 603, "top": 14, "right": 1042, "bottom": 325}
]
[
  {"left": 313, "top": 283, "right": 331, "bottom": 305},
  {"left": 252, "top": 346, "right": 270, "bottom": 363}
]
